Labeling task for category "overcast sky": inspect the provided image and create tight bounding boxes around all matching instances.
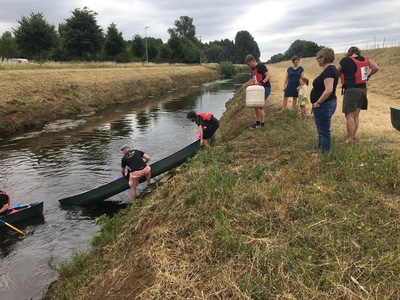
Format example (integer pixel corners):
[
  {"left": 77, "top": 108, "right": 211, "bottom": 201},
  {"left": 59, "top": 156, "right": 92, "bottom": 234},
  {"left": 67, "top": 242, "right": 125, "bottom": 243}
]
[{"left": 0, "top": 0, "right": 399, "bottom": 61}]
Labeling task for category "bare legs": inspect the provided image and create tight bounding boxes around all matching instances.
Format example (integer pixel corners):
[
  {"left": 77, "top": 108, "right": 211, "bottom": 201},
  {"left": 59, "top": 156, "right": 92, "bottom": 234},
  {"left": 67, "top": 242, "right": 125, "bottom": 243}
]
[
  {"left": 345, "top": 108, "right": 361, "bottom": 143},
  {"left": 130, "top": 177, "right": 139, "bottom": 200},
  {"left": 255, "top": 107, "right": 265, "bottom": 123},
  {"left": 130, "top": 171, "right": 152, "bottom": 201},
  {"left": 282, "top": 97, "right": 298, "bottom": 111}
]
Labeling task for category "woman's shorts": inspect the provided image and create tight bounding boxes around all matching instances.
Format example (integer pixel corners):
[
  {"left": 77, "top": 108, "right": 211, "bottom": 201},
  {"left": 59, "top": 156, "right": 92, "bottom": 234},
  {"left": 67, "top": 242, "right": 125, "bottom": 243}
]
[
  {"left": 264, "top": 87, "right": 271, "bottom": 100},
  {"left": 203, "top": 117, "right": 220, "bottom": 139},
  {"left": 342, "top": 87, "right": 367, "bottom": 114}
]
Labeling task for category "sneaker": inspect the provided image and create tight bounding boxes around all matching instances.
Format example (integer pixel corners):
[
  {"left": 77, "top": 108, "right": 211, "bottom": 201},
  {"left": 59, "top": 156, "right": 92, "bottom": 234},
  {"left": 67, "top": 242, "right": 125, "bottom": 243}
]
[
  {"left": 260, "top": 123, "right": 265, "bottom": 127},
  {"left": 250, "top": 123, "right": 261, "bottom": 129}
]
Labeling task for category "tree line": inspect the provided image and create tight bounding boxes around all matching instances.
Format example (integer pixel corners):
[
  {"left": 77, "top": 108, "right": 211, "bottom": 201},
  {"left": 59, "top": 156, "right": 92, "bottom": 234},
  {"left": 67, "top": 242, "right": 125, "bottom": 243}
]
[{"left": 0, "top": 7, "right": 324, "bottom": 64}]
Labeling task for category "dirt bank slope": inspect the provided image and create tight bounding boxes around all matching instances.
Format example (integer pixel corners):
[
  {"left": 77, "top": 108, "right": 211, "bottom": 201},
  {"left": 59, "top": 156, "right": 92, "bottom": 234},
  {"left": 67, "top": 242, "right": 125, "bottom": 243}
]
[
  {"left": 0, "top": 65, "right": 219, "bottom": 136},
  {"left": 43, "top": 47, "right": 400, "bottom": 299}
]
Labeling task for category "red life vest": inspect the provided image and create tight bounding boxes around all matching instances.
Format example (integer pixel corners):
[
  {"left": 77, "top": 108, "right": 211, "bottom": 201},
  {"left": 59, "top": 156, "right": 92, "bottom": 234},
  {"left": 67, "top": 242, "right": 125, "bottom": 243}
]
[
  {"left": 340, "top": 56, "right": 370, "bottom": 85},
  {"left": 197, "top": 112, "right": 213, "bottom": 122},
  {"left": 0, "top": 191, "right": 10, "bottom": 207},
  {"left": 251, "top": 68, "right": 263, "bottom": 84}
]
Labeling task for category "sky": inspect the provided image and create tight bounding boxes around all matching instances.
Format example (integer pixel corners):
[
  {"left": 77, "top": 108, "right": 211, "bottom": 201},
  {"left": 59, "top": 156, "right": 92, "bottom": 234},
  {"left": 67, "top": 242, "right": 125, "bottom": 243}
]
[{"left": 0, "top": 0, "right": 399, "bottom": 61}]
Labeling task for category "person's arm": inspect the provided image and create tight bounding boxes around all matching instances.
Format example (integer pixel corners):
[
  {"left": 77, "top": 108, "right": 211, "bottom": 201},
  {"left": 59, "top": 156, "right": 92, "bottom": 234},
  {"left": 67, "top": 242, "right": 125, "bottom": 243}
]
[
  {"left": 313, "top": 77, "right": 334, "bottom": 108},
  {"left": 121, "top": 167, "right": 126, "bottom": 178},
  {"left": 262, "top": 71, "right": 271, "bottom": 85},
  {"left": 0, "top": 203, "right": 9, "bottom": 214},
  {"left": 197, "top": 125, "right": 204, "bottom": 145},
  {"left": 143, "top": 153, "right": 151, "bottom": 163},
  {"left": 282, "top": 71, "right": 288, "bottom": 91},
  {"left": 336, "top": 63, "right": 342, "bottom": 76},
  {"left": 368, "top": 58, "right": 379, "bottom": 78}
]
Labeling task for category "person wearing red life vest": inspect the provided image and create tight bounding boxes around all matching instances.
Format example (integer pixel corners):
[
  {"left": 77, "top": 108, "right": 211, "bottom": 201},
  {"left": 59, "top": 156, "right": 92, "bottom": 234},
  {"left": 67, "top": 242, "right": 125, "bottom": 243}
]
[
  {"left": 244, "top": 54, "right": 272, "bottom": 129},
  {"left": 337, "top": 46, "right": 379, "bottom": 143},
  {"left": 0, "top": 190, "right": 11, "bottom": 214},
  {"left": 187, "top": 111, "right": 219, "bottom": 148}
]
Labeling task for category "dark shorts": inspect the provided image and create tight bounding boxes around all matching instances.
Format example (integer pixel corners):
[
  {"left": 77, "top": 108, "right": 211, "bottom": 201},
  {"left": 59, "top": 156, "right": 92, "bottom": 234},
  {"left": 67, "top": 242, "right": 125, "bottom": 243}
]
[
  {"left": 203, "top": 117, "right": 219, "bottom": 139},
  {"left": 342, "top": 87, "right": 368, "bottom": 114},
  {"left": 264, "top": 87, "right": 271, "bottom": 100}
]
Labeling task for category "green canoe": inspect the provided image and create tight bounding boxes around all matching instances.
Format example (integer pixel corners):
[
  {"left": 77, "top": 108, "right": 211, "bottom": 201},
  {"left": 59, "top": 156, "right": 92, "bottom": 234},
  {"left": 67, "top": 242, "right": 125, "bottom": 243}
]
[
  {"left": 0, "top": 202, "right": 44, "bottom": 228},
  {"left": 58, "top": 140, "right": 201, "bottom": 206},
  {"left": 390, "top": 107, "right": 400, "bottom": 131}
]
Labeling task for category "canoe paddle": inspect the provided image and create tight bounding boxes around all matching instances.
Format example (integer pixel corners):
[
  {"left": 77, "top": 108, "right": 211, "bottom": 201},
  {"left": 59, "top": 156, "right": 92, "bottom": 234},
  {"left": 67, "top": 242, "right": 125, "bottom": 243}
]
[{"left": 0, "top": 219, "right": 26, "bottom": 236}]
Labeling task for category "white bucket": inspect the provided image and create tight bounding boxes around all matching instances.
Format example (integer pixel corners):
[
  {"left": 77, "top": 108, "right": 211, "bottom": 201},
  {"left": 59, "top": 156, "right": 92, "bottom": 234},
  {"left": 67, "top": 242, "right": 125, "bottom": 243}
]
[{"left": 246, "top": 84, "right": 265, "bottom": 108}]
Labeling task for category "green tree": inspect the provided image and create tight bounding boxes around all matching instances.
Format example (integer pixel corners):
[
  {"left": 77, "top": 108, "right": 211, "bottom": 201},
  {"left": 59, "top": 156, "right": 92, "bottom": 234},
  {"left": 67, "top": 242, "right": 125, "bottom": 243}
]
[
  {"left": 205, "top": 44, "right": 224, "bottom": 63},
  {"left": 284, "top": 39, "right": 323, "bottom": 60},
  {"left": 234, "top": 30, "right": 260, "bottom": 63},
  {"left": 268, "top": 53, "right": 285, "bottom": 64},
  {"left": 131, "top": 34, "right": 145, "bottom": 59},
  {"left": 103, "top": 22, "right": 125, "bottom": 58},
  {"left": 167, "top": 36, "right": 200, "bottom": 64},
  {"left": 12, "top": 12, "right": 58, "bottom": 60},
  {"left": 167, "top": 16, "right": 197, "bottom": 42},
  {"left": 205, "top": 39, "right": 237, "bottom": 63},
  {"left": 146, "top": 37, "right": 163, "bottom": 61},
  {"left": 158, "top": 43, "right": 173, "bottom": 62},
  {"left": 61, "top": 7, "right": 103, "bottom": 59},
  {"left": 0, "top": 31, "right": 20, "bottom": 58}
]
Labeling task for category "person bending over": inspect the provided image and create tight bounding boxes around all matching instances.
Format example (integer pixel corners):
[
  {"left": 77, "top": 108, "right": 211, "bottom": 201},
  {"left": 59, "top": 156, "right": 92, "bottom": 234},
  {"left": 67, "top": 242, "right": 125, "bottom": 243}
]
[
  {"left": 187, "top": 111, "right": 219, "bottom": 148},
  {"left": 120, "top": 146, "right": 151, "bottom": 201}
]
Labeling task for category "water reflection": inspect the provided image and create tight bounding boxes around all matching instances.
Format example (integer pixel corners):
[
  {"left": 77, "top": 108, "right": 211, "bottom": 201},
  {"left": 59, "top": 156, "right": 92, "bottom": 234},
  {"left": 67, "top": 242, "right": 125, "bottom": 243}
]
[
  {"left": 0, "top": 77, "right": 246, "bottom": 300},
  {"left": 0, "top": 215, "right": 45, "bottom": 259}
]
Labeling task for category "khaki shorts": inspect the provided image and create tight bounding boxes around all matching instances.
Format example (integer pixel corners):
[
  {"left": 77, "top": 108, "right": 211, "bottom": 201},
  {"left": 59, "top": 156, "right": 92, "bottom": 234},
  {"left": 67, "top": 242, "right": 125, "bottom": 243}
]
[{"left": 342, "top": 87, "right": 368, "bottom": 114}]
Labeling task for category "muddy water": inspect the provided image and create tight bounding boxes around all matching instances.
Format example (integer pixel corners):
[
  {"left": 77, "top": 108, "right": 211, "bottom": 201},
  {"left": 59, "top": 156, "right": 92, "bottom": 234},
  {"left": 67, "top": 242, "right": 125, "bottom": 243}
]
[{"left": 0, "top": 77, "right": 246, "bottom": 300}]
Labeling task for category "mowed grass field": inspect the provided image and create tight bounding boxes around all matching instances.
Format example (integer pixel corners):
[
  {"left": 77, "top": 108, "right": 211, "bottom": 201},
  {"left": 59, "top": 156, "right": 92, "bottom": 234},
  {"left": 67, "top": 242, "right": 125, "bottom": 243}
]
[{"left": 42, "top": 47, "right": 400, "bottom": 300}]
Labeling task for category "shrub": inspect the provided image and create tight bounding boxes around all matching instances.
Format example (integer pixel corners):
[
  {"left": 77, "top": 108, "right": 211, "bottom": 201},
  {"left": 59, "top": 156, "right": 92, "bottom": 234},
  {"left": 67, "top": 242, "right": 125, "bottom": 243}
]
[{"left": 218, "top": 61, "right": 237, "bottom": 78}]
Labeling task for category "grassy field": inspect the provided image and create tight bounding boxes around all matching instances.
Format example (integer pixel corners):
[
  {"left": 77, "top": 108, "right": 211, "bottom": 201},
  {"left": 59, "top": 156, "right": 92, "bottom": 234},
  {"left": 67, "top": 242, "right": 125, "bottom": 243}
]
[
  {"left": 43, "top": 47, "right": 400, "bottom": 299},
  {"left": 0, "top": 63, "right": 219, "bottom": 136}
]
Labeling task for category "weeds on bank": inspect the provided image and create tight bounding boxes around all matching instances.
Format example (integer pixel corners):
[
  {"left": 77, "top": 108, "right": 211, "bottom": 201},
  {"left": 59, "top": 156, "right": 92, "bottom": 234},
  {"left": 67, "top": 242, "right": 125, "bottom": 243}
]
[
  {"left": 43, "top": 213, "right": 124, "bottom": 300},
  {"left": 44, "top": 107, "right": 400, "bottom": 299},
  {"left": 165, "top": 110, "right": 400, "bottom": 298}
]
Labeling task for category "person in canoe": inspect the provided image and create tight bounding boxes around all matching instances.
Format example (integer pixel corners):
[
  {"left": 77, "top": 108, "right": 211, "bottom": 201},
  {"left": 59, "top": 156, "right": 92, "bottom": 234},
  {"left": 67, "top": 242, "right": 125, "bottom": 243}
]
[
  {"left": 120, "top": 146, "right": 152, "bottom": 201},
  {"left": 0, "top": 190, "right": 10, "bottom": 214},
  {"left": 187, "top": 111, "right": 219, "bottom": 148}
]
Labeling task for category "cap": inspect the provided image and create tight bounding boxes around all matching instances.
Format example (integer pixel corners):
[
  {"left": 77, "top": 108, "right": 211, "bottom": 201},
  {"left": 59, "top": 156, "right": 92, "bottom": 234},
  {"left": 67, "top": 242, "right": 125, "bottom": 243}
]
[{"left": 120, "top": 146, "right": 131, "bottom": 151}]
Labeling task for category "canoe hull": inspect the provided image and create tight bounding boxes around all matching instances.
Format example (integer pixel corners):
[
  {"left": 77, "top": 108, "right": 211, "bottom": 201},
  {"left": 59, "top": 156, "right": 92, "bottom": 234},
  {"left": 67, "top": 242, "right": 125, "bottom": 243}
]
[
  {"left": 0, "top": 202, "right": 44, "bottom": 228},
  {"left": 390, "top": 107, "right": 400, "bottom": 131},
  {"left": 59, "top": 140, "right": 200, "bottom": 206}
]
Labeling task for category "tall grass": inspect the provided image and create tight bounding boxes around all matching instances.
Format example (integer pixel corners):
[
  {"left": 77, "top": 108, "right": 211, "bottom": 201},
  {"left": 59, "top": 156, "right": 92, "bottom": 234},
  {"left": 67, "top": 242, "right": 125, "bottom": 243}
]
[{"left": 138, "top": 106, "right": 400, "bottom": 298}]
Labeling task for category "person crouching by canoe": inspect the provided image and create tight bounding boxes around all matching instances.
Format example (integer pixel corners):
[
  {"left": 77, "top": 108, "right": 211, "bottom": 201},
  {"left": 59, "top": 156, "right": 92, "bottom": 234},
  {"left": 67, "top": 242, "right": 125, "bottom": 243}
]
[
  {"left": 0, "top": 190, "right": 10, "bottom": 214},
  {"left": 187, "top": 111, "right": 220, "bottom": 148},
  {"left": 120, "top": 146, "right": 151, "bottom": 201}
]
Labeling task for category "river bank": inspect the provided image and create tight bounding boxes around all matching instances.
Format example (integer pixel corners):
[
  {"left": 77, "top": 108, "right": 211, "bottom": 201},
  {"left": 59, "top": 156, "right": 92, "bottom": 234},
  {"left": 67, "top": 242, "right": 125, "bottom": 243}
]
[
  {"left": 0, "top": 64, "right": 219, "bottom": 136},
  {"left": 35, "top": 47, "right": 400, "bottom": 299}
]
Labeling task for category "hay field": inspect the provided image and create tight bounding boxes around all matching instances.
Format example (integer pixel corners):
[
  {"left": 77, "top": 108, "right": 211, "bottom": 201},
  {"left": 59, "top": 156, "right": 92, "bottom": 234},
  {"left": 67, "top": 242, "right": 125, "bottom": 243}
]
[
  {"left": 0, "top": 64, "right": 219, "bottom": 136},
  {"left": 269, "top": 47, "right": 400, "bottom": 148}
]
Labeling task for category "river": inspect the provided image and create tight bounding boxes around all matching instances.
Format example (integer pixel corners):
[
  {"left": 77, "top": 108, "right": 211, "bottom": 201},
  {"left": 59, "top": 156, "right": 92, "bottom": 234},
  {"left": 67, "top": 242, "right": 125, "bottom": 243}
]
[{"left": 0, "top": 76, "right": 247, "bottom": 300}]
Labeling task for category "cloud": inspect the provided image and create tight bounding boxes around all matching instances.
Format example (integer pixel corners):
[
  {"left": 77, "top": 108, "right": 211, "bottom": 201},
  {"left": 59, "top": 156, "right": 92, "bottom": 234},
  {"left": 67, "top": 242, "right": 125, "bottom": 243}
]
[{"left": 0, "top": 0, "right": 399, "bottom": 61}]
